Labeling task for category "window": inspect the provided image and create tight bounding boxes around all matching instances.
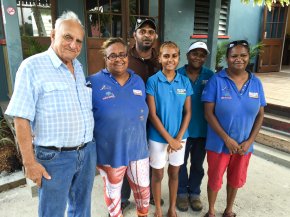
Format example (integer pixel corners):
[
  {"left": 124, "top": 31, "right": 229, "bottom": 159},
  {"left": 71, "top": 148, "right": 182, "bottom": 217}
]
[
  {"left": 85, "top": 0, "right": 158, "bottom": 38},
  {"left": 194, "top": 0, "right": 230, "bottom": 36},
  {"left": 17, "top": 0, "right": 52, "bottom": 37}
]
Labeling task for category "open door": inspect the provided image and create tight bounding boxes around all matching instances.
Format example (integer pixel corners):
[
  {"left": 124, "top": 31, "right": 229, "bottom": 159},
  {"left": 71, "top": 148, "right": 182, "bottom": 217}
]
[{"left": 258, "top": 4, "right": 288, "bottom": 72}]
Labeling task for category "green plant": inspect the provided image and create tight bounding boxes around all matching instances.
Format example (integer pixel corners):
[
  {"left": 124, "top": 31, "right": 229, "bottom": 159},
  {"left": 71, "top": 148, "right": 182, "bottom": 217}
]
[
  {"left": 21, "top": 36, "right": 49, "bottom": 59},
  {"left": 215, "top": 41, "right": 228, "bottom": 70},
  {"left": 249, "top": 41, "right": 264, "bottom": 62},
  {"left": 0, "top": 116, "right": 22, "bottom": 173}
]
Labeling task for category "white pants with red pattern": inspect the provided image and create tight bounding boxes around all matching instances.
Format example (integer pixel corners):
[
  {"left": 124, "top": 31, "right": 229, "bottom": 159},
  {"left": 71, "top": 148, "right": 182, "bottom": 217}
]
[{"left": 98, "top": 157, "right": 150, "bottom": 217}]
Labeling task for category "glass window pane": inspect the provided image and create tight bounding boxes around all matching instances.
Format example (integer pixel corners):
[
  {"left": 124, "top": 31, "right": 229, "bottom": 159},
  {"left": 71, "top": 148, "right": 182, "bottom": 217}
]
[
  {"left": 277, "top": 23, "right": 283, "bottom": 38},
  {"left": 17, "top": 1, "right": 52, "bottom": 37},
  {"left": 111, "top": 15, "right": 122, "bottom": 37},
  {"left": 266, "top": 10, "right": 273, "bottom": 23},
  {"left": 271, "top": 23, "right": 277, "bottom": 38},
  {"left": 99, "top": 14, "right": 111, "bottom": 38},
  {"left": 265, "top": 23, "right": 271, "bottom": 38},
  {"left": 87, "top": 0, "right": 117, "bottom": 13}
]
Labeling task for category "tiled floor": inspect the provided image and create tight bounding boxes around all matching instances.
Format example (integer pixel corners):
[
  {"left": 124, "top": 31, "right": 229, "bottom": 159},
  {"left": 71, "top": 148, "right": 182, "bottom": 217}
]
[{"left": 255, "top": 68, "right": 290, "bottom": 107}]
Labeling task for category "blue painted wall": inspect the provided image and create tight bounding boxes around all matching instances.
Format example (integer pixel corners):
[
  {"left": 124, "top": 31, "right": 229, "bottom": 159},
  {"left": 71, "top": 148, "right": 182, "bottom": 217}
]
[
  {"left": 163, "top": 0, "right": 195, "bottom": 67},
  {"left": 227, "top": 2, "right": 263, "bottom": 45},
  {"left": 163, "top": 0, "right": 263, "bottom": 68},
  {"left": 57, "top": 0, "right": 88, "bottom": 75},
  {"left": 0, "top": 47, "right": 9, "bottom": 101}
]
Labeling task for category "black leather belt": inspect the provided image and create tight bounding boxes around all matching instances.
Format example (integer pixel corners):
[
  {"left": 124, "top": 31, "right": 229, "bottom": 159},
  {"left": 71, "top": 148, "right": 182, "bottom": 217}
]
[{"left": 39, "top": 142, "right": 88, "bottom": 152}]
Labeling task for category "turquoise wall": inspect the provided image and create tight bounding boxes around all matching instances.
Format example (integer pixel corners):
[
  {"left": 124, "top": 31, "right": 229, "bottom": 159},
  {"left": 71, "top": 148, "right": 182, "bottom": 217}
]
[
  {"left": 227, "top": 2, "right": 263, "bottom": 45},
  {"left": 0, "top": 47, "right": 9, "bottom": 101},
  {"left": 163, "top": 0, "right": 263, "bottom": 68},
  {"left": 57, "top": 0, "right": 88, "bottom": 75},
  {"left": 163, "top": 0, "right": 195, "bottom": 67}
]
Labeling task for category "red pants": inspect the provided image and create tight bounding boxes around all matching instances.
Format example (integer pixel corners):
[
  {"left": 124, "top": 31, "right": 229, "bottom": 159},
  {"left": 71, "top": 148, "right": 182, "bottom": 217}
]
[{"left": 98, "top": 158, "right": 150, "bottom": 217}]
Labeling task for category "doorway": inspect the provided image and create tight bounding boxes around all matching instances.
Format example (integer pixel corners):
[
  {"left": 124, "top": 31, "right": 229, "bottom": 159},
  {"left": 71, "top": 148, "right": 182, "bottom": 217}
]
[{"left": 258, "top": 3, "right": 288, "bottom": 73}]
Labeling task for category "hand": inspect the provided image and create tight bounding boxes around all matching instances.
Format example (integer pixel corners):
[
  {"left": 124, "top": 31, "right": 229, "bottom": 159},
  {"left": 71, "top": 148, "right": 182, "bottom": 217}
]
[
  {"left": 224, "top": 136, "right": 240, "bottom": 155},
  {"left": 167, "top": 138, "right": 184, "bottom": 153},
  {"left": 238, "top": 141, "right": 251, "bottom": 155},
  {"left": 24, "top": 161, "right": 51, "bottom": 187}
]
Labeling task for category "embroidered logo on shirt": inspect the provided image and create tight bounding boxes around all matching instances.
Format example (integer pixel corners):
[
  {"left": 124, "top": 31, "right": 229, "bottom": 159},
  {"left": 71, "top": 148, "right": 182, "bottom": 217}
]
[
  {"left": 176, "top": 89, "right": 186, "bottom": 95},
  {"left": 249, "top": 92, "right": 259, "bottom": 98},
  {"left": 100, "top": 85, "right": 112, "bottom": 90},
  {"left": 102, "top": 91, "right": 115, "bottom": 100},
  {"left": 202, "top": 80, "right": 208, "bottom": 85},
  {"left": 221, "top": 86, "right": 232, "bottom": 99},
  {"left": 133, "top": 89, "right": 142, "bottom": 96}
]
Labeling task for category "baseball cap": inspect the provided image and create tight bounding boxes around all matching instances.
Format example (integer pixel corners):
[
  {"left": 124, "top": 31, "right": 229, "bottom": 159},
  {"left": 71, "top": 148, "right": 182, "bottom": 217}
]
[
  {"left": 188, "top": 41, "right": 210, "bottom": 55},
  {"left": 135, "top": 18, "right": 157, "bottom": 31}
]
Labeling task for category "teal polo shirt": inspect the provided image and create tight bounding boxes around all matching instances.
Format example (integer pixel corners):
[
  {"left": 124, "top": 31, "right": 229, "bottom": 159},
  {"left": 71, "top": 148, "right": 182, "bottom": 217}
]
[
  {"left": 146, "top": 70, "right": 193, "bottom": 143},
  {"left": 177, "top": 65, "right": 214, "bottom": 138}
]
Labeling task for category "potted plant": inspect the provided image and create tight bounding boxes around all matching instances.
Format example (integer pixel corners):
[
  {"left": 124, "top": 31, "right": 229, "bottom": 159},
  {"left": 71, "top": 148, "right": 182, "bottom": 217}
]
[
  {"left": 247, "top": 41, "right": 264, "bottom": 72},
  {"left": 215, "top": 41, "right": 228, "bottom": 72}
]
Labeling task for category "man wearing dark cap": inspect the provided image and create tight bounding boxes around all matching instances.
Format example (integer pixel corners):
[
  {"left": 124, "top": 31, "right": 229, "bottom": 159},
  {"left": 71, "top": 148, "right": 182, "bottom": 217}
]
[
  {"left": 120, "top": 17, "right": 162, "bottom": 212},
  {"left": 127, "top": 18, "right": 160, "bottom": 83}
]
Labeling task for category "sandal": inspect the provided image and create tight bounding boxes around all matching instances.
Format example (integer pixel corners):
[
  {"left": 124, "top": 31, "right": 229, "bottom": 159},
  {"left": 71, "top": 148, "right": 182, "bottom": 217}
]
[
  {"left": 204, "top": 212, "right": 216, "bottom": 217},
  {"left": 166, "top": 212, "right": 177, "bottom": 217},
  {"left": 222, "top": 211, "right": 236, "bottom": 217}
]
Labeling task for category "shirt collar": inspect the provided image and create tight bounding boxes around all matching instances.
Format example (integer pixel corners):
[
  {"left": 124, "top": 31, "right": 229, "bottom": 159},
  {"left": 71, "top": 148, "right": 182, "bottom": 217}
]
[
  {"left": 47, "top": 47, "right": 81, "bottom": 69},
  {"left": 102, "top": 68, "right": 135, "bottom": 76},
  {"left": 219, "top": 68, "right": 253, "bottom": 80},
  {"left": 157, "top": 70, "right": 181, "bottom": 83},
  {"left": 129, "top": 45, "right": 158, "bottom": 60}
]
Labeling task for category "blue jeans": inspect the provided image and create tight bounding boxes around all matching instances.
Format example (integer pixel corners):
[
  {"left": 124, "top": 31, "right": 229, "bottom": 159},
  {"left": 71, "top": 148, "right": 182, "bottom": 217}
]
[
  {"left": 177, "top": 137, "right": 206, "bottom": 198},
  {"left": 35, "top": 141, "right": 97, "bottom": 217}
]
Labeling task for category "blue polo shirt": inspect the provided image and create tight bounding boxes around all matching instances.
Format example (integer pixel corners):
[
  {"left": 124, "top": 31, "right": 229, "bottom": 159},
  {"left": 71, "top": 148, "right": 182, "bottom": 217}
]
[
  {"left": 177, "top": 65, "right": 214, "bottom": 138},
  {"left": 201, "top": 69, "right": 266, "bottom": 154},
  {"left": 146, "top": 70, "right": 193, "bottom": 143},
  {"left": 87, "top": 68, "right": 149, "bottom": 168}
]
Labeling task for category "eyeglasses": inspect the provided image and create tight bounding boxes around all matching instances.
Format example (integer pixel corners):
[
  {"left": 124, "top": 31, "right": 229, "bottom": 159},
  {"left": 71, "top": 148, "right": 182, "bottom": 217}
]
[
  {"left": 227, "top": 40, "right": 249, "bottom": 49},
  {"left": 106, "top": 53, "right": 128, "bottom": 61}
]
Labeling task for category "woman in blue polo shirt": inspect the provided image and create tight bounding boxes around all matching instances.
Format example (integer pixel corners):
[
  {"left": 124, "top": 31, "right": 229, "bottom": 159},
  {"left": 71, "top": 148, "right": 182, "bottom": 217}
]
[
  {"left": 146, "top": 41, "right": 193, "bottom": 217},
  {"left": 88, "top": 38, "right": 150, "bottom": 217},
  {"left": 201, "top": 40, "right": 266, "bottom": 217}
]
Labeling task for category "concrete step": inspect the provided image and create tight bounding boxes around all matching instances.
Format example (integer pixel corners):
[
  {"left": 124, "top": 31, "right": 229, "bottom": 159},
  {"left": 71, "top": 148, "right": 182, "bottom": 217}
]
[
  {"left": 0, "top": 171, "right": 26, "bottom": 193},
  {"left": 263, "top": 113, "right": 290, "bottom": 134},
  {"left": 254, "top": 142, "right": 290, "bottom": 169},
  {"left": 265, "top": 103, "right": 290, "bottom": 118},
  {"left": 255, "top": 127, "right": 290, "bottom": 153}
]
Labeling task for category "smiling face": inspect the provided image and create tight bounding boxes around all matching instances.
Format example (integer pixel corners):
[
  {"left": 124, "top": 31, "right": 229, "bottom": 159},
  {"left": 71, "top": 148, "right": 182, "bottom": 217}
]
[
  {"left": 187, "top": 48, "right": 207, "bottom": 70},
  {"left": 51, "top": 20, "right": 84, "bottom": 64},
  {"left": 104, "top": 42, "right": 128, "bottom": 76},
  {"left": 227, "top": 45, "right": 250, "bottom": 72},
  {"left": 159, "top": 45, "right": 180, "bottom": 73}
]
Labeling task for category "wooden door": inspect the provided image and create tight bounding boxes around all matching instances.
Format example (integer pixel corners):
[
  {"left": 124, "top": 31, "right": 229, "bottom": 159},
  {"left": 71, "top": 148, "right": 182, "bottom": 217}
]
[
  {"left": 258, "top": 4, "right": 288, "bottom": 72},
  {"left": 85, "top": 0, "right": 160, "bottom": 75}
]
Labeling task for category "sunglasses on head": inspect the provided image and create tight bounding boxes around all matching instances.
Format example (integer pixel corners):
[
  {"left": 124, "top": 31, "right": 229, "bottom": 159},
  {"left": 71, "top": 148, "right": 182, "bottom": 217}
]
[{"left": 227, "top": 40, "right": 249, "bottom": 49}]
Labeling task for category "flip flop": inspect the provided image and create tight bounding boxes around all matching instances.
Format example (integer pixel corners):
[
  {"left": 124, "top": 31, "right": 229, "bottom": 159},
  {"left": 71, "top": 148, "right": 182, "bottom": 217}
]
[
  {"left": 222, "top": 211, "right": 237, "bottom": 217},
  {"left": 204, "top": 212, "right": 216, "bottom": 217}
]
